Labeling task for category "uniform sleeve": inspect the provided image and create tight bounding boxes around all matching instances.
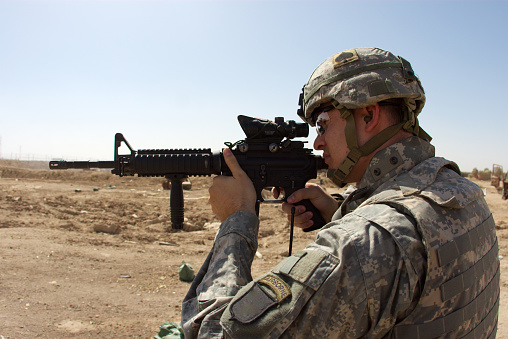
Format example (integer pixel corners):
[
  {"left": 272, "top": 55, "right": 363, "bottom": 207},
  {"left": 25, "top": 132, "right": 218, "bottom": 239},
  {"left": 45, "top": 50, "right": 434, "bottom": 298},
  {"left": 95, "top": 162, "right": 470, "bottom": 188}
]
[
  {"left": 181, "top": 211, "right": 260, "bottom": 339},
  {"left": 182, "top": 206, "right": 426, "bottom": 339},
  {"left": 219, "top": 207, "right": 426, "bottom": 338}
]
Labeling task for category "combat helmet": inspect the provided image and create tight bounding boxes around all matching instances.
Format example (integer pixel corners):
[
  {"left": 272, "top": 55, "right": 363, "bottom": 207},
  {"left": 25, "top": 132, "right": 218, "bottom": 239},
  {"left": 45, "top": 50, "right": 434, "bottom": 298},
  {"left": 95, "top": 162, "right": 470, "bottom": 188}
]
[{"left": 297, "top": 47, "right": 431, "bottom": 187}]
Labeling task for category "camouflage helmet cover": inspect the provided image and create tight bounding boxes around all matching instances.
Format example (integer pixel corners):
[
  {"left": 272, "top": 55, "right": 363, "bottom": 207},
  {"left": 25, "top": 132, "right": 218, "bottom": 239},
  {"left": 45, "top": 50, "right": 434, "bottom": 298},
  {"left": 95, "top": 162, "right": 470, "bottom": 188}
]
[{"left": 298, "top": 47, "right": 426, "bottom": 126}]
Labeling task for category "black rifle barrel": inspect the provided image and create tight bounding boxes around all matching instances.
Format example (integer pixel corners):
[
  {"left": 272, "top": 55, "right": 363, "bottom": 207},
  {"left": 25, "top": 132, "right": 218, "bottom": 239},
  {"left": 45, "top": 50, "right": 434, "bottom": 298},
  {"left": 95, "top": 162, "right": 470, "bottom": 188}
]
[
  {"left": 49, "top": 160, "right": 116, "bottom": 170},
  {"left": 49, "top": 150, "right": 223, "bottom": 177}
]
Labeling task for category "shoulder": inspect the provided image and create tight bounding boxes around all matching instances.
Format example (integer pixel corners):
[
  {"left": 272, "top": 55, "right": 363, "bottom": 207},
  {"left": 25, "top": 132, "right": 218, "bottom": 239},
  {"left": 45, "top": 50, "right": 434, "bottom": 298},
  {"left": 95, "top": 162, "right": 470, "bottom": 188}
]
[
  {"left": 221, "top": 247, "right": 342, "bottom": 338},
  {"left": 318, "top": 203, "right": 421, "bottom": 260},
  {"left": 313, "top": 202, "right": 425, "bottom": 292}
]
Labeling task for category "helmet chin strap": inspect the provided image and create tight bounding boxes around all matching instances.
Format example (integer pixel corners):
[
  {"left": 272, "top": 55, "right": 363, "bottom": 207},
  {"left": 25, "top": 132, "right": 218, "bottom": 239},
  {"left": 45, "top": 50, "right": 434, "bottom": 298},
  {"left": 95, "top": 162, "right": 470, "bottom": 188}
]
[{"left": 327, "top": 105, "right": 429, "bottom": 187}]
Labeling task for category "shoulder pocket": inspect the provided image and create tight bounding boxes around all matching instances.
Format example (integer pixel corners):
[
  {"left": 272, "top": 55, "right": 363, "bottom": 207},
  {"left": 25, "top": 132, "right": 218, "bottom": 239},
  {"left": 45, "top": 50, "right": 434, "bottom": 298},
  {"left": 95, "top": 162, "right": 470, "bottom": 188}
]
[
  {"left": 273, "top": 249, "right": 338, "bottom": 290},
  {"left": 221, "top": 249, "right": 339, "bottom": 339}
]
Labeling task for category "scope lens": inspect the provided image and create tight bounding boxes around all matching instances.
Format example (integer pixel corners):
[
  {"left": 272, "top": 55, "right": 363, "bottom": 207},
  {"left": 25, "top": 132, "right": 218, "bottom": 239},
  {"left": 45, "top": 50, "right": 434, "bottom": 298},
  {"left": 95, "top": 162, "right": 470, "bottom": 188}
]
[{"left": 290, "top": 121, "right": 309, "bottom": 138}]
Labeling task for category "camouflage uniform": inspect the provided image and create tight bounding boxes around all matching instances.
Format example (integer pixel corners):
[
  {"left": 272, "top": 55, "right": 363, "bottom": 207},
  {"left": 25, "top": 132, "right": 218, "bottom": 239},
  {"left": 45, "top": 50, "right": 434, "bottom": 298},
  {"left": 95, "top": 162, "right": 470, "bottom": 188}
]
[{"left": 181, "top": 136, "right": 499, "bottom": 338}]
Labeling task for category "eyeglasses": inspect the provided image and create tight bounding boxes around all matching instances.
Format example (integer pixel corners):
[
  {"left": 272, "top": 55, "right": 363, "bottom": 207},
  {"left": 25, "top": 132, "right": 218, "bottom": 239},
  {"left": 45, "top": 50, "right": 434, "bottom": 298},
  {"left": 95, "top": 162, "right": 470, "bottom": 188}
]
[
  {"left": 316, "top": 111, "right": 330, "bottom": 136},
  {"left": 313, "top": 104, "right": 334, "bottom": 136}
]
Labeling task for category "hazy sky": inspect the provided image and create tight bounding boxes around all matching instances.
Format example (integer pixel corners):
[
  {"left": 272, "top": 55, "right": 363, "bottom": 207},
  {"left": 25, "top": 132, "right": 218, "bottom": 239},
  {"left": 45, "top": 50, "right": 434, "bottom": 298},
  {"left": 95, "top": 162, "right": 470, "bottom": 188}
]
[{"left": 1, "top": 0, "right": 507, "bottom": 172}]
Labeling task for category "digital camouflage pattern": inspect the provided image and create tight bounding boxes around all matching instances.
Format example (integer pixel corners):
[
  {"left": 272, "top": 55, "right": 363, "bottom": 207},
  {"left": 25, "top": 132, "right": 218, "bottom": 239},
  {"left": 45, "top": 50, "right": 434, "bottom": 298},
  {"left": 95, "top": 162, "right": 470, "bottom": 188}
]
[
  {"left": 181, "top": 136, "right": 498, "bottom": 338},
  {"left": 298, "top": 47, "right": 425, "bottom": 127},
  {"left": 297, "top": 47, "right": 431, "bottom": 188},
  {"left": 181, "top": 211, "right": 260, "bottom": 338},
  {"left": 354, "top": 137, "right": 499, "bottom": 338}
]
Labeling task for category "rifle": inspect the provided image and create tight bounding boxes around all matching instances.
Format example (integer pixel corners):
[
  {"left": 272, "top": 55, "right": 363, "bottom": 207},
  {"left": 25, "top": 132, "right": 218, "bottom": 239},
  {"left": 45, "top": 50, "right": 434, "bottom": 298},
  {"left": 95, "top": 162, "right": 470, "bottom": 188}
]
[{"left": 49, "top": 115, "right": 327, "bottom": 255}]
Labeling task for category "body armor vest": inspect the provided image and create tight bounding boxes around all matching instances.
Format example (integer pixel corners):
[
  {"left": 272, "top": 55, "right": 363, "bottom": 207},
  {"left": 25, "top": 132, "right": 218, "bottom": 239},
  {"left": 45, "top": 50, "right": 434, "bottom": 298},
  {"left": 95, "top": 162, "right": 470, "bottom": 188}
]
[{"left": 358, "top": 157, "right": 499, "bottom": 338}]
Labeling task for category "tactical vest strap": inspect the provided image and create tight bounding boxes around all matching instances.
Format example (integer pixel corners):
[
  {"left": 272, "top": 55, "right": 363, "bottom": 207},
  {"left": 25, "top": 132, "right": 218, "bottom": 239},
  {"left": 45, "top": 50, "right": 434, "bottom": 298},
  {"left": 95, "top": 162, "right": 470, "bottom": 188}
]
[
  {"left": 393, "top": 266, "right": 500, "bottom": 339},
  {"left": 362, "top": 158, "right": 498, "bottom": 339},
  {"left": 441, "top": 238, "right": 498, "bottom": 301},
  {"left": 437, "top": 214, "right": 495, "bottom": 266},
  {"left": 461, "top": 297, "right": 499, "bottom": 339}
]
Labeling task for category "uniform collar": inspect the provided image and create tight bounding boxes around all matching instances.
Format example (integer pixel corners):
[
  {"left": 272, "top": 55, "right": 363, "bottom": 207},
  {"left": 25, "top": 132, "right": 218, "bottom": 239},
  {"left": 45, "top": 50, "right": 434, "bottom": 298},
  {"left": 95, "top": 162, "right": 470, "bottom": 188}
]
[
  {"left": 332, "top": 136, "right": 435, "bottom": 220},
  {"left": 359, "top": 136, "right": 435, "bottom": 192}
]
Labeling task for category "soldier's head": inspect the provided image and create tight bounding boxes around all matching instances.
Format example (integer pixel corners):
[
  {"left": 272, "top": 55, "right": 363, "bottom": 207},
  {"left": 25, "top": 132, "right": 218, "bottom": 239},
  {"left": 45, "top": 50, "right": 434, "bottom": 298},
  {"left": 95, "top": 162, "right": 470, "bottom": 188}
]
[{"left": 297, "top": 47, "right": 430, "bottom": 186}]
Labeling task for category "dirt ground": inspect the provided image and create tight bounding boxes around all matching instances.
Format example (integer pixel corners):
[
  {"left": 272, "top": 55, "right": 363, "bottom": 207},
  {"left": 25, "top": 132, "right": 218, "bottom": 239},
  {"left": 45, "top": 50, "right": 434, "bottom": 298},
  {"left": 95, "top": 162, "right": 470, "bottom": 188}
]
[{"left": 0, "top": 159, "right": 507, "bottom": 338}]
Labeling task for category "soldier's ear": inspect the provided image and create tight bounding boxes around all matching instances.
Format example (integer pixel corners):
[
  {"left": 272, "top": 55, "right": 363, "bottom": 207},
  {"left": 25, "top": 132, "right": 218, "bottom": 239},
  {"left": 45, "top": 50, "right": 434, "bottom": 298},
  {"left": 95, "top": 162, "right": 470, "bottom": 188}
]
[{"left": 362, "top": 104, "right": 380, "bottom": 132}]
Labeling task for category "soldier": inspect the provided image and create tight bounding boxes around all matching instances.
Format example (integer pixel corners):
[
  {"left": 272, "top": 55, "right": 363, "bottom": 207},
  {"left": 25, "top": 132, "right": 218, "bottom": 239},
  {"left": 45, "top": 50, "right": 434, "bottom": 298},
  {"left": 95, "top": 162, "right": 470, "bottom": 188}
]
[{"left": 181, "top": 47, "right": 499, "bottom": 338}]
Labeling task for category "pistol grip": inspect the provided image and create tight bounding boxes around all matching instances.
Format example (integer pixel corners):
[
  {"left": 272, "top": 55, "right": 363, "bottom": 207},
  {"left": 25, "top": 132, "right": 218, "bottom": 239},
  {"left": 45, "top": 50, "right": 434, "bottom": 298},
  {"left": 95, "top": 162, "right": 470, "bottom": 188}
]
[{"left": 296, "top": 199, "right": 327, "bottom": 232}]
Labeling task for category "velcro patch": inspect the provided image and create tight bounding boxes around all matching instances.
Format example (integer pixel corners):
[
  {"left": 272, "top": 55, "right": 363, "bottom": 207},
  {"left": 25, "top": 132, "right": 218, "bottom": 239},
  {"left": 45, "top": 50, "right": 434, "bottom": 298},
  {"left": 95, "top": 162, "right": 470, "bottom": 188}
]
[
  {"left": 333, "top": 49, "right": 359, "bottom": 68},
  {"left": 229, "top": 282, "right": 277, "bottom": 324},
  {"left": 258, "top": 274, "right": 292, "bottom": 303}
]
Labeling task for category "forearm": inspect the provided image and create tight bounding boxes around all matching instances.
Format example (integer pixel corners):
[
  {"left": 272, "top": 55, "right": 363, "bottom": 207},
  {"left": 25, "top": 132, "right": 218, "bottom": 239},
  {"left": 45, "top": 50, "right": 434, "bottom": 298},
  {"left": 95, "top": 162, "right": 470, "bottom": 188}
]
[{"left": 181, "top": 211, "right": 259, "bottom": 338}]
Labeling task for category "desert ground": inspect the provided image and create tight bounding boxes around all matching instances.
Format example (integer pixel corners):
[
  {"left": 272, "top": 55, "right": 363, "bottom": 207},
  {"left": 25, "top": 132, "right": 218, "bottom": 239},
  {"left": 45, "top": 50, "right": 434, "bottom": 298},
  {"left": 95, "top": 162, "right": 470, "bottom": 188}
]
[{"left": 0, "top": 159, "right": 506, "bottom": 338}]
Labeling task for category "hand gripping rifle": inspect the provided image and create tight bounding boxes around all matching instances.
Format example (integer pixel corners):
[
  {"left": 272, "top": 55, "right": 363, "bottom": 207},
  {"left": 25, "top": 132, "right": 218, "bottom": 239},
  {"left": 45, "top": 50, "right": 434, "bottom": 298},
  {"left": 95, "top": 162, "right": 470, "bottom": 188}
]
[{"left": 49, "top": 115, "right": 327, "bottom": 255}]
